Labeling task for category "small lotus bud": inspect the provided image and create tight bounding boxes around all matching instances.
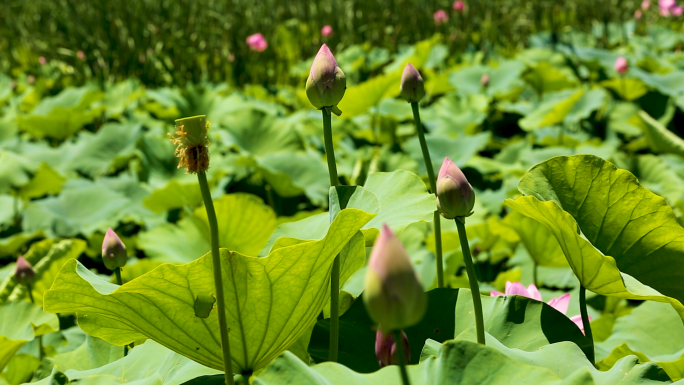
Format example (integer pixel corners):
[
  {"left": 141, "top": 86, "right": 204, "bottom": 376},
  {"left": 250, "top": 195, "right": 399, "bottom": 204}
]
[
  {"left": 642, "top": 0, "right": 651, "bottom": 9},
  {"left": 321, "top": 25, "right": 333, "bottom": 37},
  {"left": 15, "top": 257, "right": 35, "bottom": 285},
  {"left": 480, "top": 73, "right": 490, "bottom": 87},
  {"left": 434, "top": 10, "right": 448, "bottom": 25},
  {"left": 39, "top": 57, "right": 47, "bottom": 65},
  {"left": 635, "top": 10, "right": 643, "bottom": 19},
  {"left": 77, "top": 50, "right": 85, "bottom": 61},
  {"left": 246, "top": 33, "right": 268, "bottom": 52},
  {"left": 363, "top": 225, "right": 427, "bottom": 332},
  {"left": 169, "top": 115, "right": 210, "bottom": 174},
  {"left": 194, "top": 294, "right": 216, "bottom": 318},
  {"left": 436, "top": 157, "right": 475, "bottom": 219},
  {"left": 453, "top": 0, "right": 465, "bottom": 12},
  {"left": 400, "top": 63, "right": 425, "bottom": 103},
  {"left": 614, "top": 57, "right": 628, "bottom": 75},
  {"left": 102, "top": 228, "right": 128, "bottom": 271},
  {"left": 375, "top": 330, "right": 410, "bottom": 368},
  {"left": 306, "top": 44, "right": 346, "bottom": 112}
]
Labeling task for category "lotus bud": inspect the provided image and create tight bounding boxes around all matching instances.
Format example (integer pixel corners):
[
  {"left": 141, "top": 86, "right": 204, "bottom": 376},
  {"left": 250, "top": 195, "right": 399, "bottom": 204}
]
[
  {"left": 169, "top": 115, "right": 210, "bottom": 174},
  {"left": 246, "top": 33, "right": 268, "bottom": 52},
  {"left": 375, "top": 330, "right": 410, "bottom": 368},
  {"left": 15, "top": 257, "right": 35, "bottom": 285},
  {"left": 480, "top": 73, "right": 490, "bottom": 87},
  {"left": 436, "top": 157, "right": 475, "bottom": 219},
  {"left": 102, "top": 228, "right": 128, "bottom": 271},
  {"left": 321, "top": 25, "right": 333, "bottom": 37},
  {"left": 614, "top": 57, "right": 628, "bottom": 75},
  {"left": 306, "top": 44, "right": 346, "bottom": 113},
  {"left": 453, "top": 0, "right": 465, "bottom": 12},
  {"left": 635, "top": 9, "right": 643, "bottom": 19},
  {"left": 400, "top": 63, "right": 425, "bottom": 103},
  {"left": 433, "top": 10, "right": 448, "bottom": 25},
  {"left": 642, "top": 0, "right": 651, "bottom": 9},
  {"left": 363, "top": 225, "right": 427, "bottom": 332}
]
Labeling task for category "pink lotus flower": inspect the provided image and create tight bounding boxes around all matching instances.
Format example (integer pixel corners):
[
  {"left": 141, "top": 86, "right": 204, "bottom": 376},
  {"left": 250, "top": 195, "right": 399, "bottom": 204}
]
[
  {"left": 491, "top": 281, "right": 591, "bottom": 335},
  {"left": 375, "top": 330, "right": 410, "bottom": 367},
  {"left": 321, "top": 25, "right": 333, "bottom": 37},
  {"left": 659, "top": 0, "right": 678, "bottom": 15},
  {"left": 434, "top": 10, "right": 448, "bottom": 25},
  {"left": 635, "top": 9, "right": 643, "bottom": 19},
  {"left": 642, "top": 0, "right": 651, "bottom": 9},
  {"left": 39, "top": 57, "right": 46, "bottom": 65},
  {"left": 453, "top": 0, "right": 465, "bottom": 12},
  {"left": 77, "top": 50, "right": 85, "bottom": 60},
  {"left": 673, "top": 5, "right": 684, "bottom": 15},
  {"left": 246, "top": 33, "right": 268, "bottom": 52},
  {"left": 614, "top": 57, "right": 628, "bottom": 75}
]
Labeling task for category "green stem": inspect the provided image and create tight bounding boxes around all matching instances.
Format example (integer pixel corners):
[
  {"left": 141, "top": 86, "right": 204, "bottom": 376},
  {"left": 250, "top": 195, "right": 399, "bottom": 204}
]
[
  {"left": 579, "top": 285, "right": 595, "bottom": 364},
  {"left": 411, "top": 102, "right": 444, "bottom": 288},
  {"left": 198, "top": 171, "right": 235, "bottom": 385},
  {"left": 533, "top": 262, "right": 538, "bottom": 287},
  {"left": 393, "top": 330, "right": 411, "bottom": 385},
  {"left": 113, "top": 268, "right": 129, "bottom": 356},
  {"left": 26, "top": 283, "right": 35, "bottom": 304},
  {"left": 26, "top": 284, "right": 42, "bottom": 360},
  {"left": 322, "top": 107, "right": 341, "bottom": 362},
  {"left": 455, "top": 219, "right": 485, "bottom": 345}
]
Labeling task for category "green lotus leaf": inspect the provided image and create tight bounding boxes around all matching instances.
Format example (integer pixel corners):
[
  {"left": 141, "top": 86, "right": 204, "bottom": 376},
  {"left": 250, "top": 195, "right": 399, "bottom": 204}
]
[
  {"left": 44, "top": 335, "right": 123, "bottom": 374},
  {"left": 519, "top": 88, "right": 585, "bottom": 131},
  {"left": 600, "top": 78, "right": 648, "bottom": 101},
  {"left": 0, "top": 301, "right": 59, "bottom": 372},
  {"left": 142, "top": 178, "right": 203, "bottom": 214},
  {"left": 505, "top": 155, "right": 684, "bottom": 319},
  {"left": 215, "top": 108, "right": 302, "bottom": 157},
  {"left": 638, "top": 110, "right": 684, "bottom": 158},
  {"left": 523, "top": 61, "right": 579, "bottom": 94},
  {"left": 403, "top": 132, "right": 491, "bottom": 176},
  {"left": 2, "top": 353, "right": 40, "bottom": 385},
  {"left": 637, "top": 154, "right": 684, "bottom": 208},
  {"left": 502, "top": 211, "right": 568, "bottom": 268},
  {"left": 17, "top": 162, "right": 66, "bottom": 200},
  {"left": 0, "top": 151, "right": 35, "bottom": 195},
  {"left": 44, "top": 205, "right": 377, "bottom": 374},
  {"left": 336, "top": 72, "right": 402, "bottom": 117},
  {"left": 138, "top": 193, "right": 278, "bottom": 263}
]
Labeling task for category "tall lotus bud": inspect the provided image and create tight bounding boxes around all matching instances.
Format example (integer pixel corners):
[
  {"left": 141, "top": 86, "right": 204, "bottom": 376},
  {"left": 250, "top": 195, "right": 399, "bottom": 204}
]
[
  {"left": 614, "top": 57, "right": 628, "bottom": 75},
  {"left": 363, "top": 225, "right": 427, "bottom": 332},
  {"left": 246, "top": 33, "right": 268, "bottom": 52},
  {"left": 306, "top": 44, "right": 346, "bottom": 113},
  {"left": 169, "top": 115, "right": 210, "bottom": 174},
  {"left": 375, "top": 330, "right": 410, "bottom": 368},
  {"left": 102, "top": 228, "right": 128, "bottom": 271},
  {"left": 15, "top": 257, "right": 35, "bottom": 285},
  {"left": 436, "top": 157, "right": 475, "bottom": 219},
  {"left": 400, "top": 63, "right": 425, "bottom": 103}
]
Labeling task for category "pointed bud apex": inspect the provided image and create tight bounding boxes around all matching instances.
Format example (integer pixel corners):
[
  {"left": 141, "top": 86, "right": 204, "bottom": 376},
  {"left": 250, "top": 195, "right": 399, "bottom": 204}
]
[
  {"left": 614, "top": 57, "right": 628, "bottom": 75},
  {"left": 363, "top": 225, "right": 427, "bottom": 332},
  {"left": 15, "top": 257, "right": 35, "bottom": 285},
  {"left": 375, "top": 330, "right": 410, "bottom": 367},
  {"left": 194, "top": 294, "right": 216, "bottom": 318},
  {"left": 436, "top": 157, "right": 475, "bottom": 219},
  {"left": 480, "top": 73, "right": 490, "bottom": 87},
  {"left": 306, "top": 44, "right": 346, "bottom": 111},
  {"left": 400, "top": 63, "right": 425, "bottom": 103},
  {"left": 102, "top": 228, "right": 128, "bottom": 271},
  {"left": 169, "top": 115, "right": 210, "bottom": 173}
]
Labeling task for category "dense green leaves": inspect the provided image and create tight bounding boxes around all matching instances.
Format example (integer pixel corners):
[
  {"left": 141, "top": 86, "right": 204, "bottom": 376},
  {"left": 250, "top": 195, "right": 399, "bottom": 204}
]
[{"left": 0, "top": 301, "right": 59, "bottom": 371}]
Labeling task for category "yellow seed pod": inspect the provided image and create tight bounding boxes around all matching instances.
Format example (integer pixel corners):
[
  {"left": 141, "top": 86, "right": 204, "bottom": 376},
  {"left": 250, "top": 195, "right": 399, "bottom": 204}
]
[{"left": 169, "top": 115, "right": 211, "bottom": 173}]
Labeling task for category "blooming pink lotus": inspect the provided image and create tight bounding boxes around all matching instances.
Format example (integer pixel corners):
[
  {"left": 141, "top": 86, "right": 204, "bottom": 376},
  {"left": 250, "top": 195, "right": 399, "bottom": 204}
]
[
  {"left": 434, "top": 10, "right": 448, "bottom": 25},
  {"left": 453, "top": 0, "right": 465, "bottom": 12},
  {"left": 491, "top": 281, "right": 591, "bottom": 334},
  {"left": 321, "top": 25, "right": 333, "bottom": 37},
  {"left": 642, "top": 0, "right": 651, "bottom": 9},
  {"left": 614, "top": 57, "right": 628, "bottom": 75},
  {"left": 673, "top": 5, "right": 684, "bottom": 15},
  {"left": 246, "top": 33, "right": 268, "bottom": 52},
  {"left": 375, "top": 330, "right": 410, "bottom": 367},
  {"left": 659, "top": 0, "right": 678, "bottom": 15}
]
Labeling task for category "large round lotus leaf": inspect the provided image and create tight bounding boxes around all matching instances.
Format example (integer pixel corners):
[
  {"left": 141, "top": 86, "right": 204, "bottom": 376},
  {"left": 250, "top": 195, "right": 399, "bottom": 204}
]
[{"left": 0, "top": 301, "right": 59, "bottom": 372}]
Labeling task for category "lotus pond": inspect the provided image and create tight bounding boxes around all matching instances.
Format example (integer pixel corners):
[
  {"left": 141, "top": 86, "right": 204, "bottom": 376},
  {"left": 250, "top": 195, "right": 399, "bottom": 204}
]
[{"left": 3, "top": 13, "right": 684, "bottom": 385}]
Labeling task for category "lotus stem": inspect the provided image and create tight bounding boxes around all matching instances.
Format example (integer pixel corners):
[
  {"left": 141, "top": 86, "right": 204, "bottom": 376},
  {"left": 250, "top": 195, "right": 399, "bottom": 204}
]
[
  {"left": 25, "top": 283, "right": 43, "bottom": 360},
  {"left": 411, "top": 102, "right": 444, "bottom": 288},
  {"left": 393, "top": 330, "right": 411, "bottom": 385},
  {"left": 322, "top": 107, "right": 341, "bottom": 362},
  {"left": 455, "top": 218, "right": 485, "bottom": 345},
  {"left": 113, "top": 268, "right": 129, "bottom": 356},
  {"left": 579, "top": 285, "right": 594, "bottom": 364},
  {"left": 198, "top": 171, "right": 235, "bottom": 385}
]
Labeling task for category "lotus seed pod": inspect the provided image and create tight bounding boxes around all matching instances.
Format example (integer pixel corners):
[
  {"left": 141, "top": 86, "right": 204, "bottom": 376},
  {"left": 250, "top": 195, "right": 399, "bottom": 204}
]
[
  {"left": 614, "top": 57, "right": 628, "bottom": 75},
  {"left": 169, "top": 115, "right": 210, "bottom": 174},
  {"left": 375, "top": 330, "right": 410, "bottom": 368},
  {"left": 102, "top": 228, "right": 128, "bottom": 271},
  {"left": 400, "top": 63, "right": 425, "bottom": 103},
  {"left": 194, "top": 294, "right": 216, "bottom": 318},
  {"left": 436, "top": 157, "right": 475, "bottom": 219},
  {"left": 305, "top": 44, "right": 346, "bottom": 111},
  {"left": 15, "top": 257, "right": 35, "bottom": 285},
  {"left": 363, "top": 225, "right": 427, "bottom": 332}
]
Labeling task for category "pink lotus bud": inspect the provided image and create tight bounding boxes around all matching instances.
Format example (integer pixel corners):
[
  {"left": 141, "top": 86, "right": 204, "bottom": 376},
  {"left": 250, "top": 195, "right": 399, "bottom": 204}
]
[
  {"left": 15, "top": 257, "right": 35, "bottom": 285},
  {"left": 77, "top": 50, "right": 85, "bottom": 60},
  {"left": 434, "top": 10, "right": 448, "bottom": 25},
  {"left": 635, "top": 9, "right": 643, "bottom": 19},
  {"left": 39, "top": 57, "right": 46, "bottom": 65},
  {"left": 400, "top": 63, "right": 425, "bottom": 103},
  {"left": 375, "top": 330, "right": 410, "bottom": 367},
  {"left": 305, "top": 44, "right": 346, "bottom": 111},
  {"left": 642, "top": 0, "right": 651, "bottom": 9},
  {"left": 436, "top": 157, "right": 475, "bottom": 219},
  {"left": 453, "top": 0, "right": 465, "bottom": 12},
  {"left": 614, "top": 57, "right": 628, "bottom": 75},
  {"left": 673, "top": 5, "right": 683, "bottom": 15},
  {"left": 27, "top": 75, "right": 35, "bottom": 84},
  {"left": 102, "top": 228, "right": 127, "bottom": 271},
  {"left": 321, "top": 25, "right": 333, "bottom": 37},
  {"left": 363, "top": 225, "right": 427, "bottom": 332},
  {"left": 480, "top": 73, "right": 490, "bottom": 87},
  {"left": 246, "top": 33, "right": 268, "bottom": 52}
]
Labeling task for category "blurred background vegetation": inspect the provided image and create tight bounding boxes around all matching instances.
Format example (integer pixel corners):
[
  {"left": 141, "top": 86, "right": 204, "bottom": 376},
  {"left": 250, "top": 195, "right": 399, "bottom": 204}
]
[{"left": 0, "top": 0, "right": 676, "bottom": 88}]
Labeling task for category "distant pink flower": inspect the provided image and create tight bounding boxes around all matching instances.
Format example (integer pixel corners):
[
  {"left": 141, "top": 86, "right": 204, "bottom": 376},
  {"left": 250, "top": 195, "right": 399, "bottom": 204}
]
[
  {"left": 321, "top": 25, "right": 333, "bottom": 37},
  {"left": 246, "top": 33, "right": 268, "bottom": 52},
  {"left": 39, "top": 57, "right": 46, "bottom": 65},
  {"left": 434, "top": 10, "right": 448, "bottom": 25},
  {"left": 635, "top": 9, "right": 643, "bottom": 19},
  {"left": 480, "top": 73, "right": 490, "bottom": 87},
  {"left": 77, "top": 50, "right": 85, "bottom": 60},
  {"left": 673, "top": 5, "right": 684, "bottom": 15},
  {"left": 10, "top": 81, "right": 16, "bottom": 89},
  {"left": 614, "top": 57, "right": 628, "bottom": 75},
  {"left": 642, "top": 0, "right": 651, "bottom": 9},
  {"left": 228, "top": 53, "right": 235, "bottom": 62},
  {"left": 659, "top": 0, "right": 677, "bottom": 15},
  {"left": 453, "top": 0, "right": 465, "bottom": 12},
  {"left": 661, "top": 8, "right": 671, "bottom": 15},
  {"left": 27, "top": 75, "right": 35, "bottom": 84}
]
